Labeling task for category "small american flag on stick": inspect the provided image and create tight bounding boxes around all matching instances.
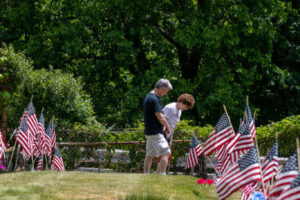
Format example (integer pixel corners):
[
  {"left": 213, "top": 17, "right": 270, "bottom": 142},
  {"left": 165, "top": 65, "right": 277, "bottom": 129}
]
[
  {"left": 51, "top": 148, "right": 65, "bottom": 171},
  {"left": 203, "top": 113, "right": 234, "bottom": 156},
  {"left": 269, "top": 151, "right": 298, "bottom": 199},
  {"left": 16, "top": 117, "right": 32, "bottom": 157},
  {"left": 216, "top": 147, "right": 262, "bottom": 200},
  {"left": 185, "top": 135, "right": 203, "bottom": 169},
  {"left": 278, "top": 172, "right": 300, "bottom": 200}
]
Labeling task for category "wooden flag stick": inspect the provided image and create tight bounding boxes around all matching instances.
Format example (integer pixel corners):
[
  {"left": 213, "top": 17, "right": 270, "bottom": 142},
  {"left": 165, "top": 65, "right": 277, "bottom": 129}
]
[
  {"left": 41, "top": 107, "right": 44, "bottom": 113},
  {"left": 246, "top": 96, "right": 249, "bottom": 105},
  {"left": 244, "top": 111, "right": 248, "bottom": 121},
  {"left": 296, "top": 138, "right": 300, "bottom": 171},
  {"left": 255, "top": 136, "right": 267, "bottom": 197},
  {"left": 223, "top": 104, "right": 233, "bottom": 129},
  {"left": 271, "top": 132, "right": 279, "bottom": 188},
  {"left": 7, "top": 139, "right": 17, "bottom": 172},
  {"left": 14, "top": 144, "right": 20, "bottom": 172},
  {"left": 30, "top": 95, "right": 33, "bottom": 102},
  {"left": 193, "top": 133, "right": 220, "bottom": 177}
]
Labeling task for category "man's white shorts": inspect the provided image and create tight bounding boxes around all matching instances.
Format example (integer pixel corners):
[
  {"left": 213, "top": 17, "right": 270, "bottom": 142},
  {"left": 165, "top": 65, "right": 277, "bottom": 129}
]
[{"left": 146, "top": 134, "right": 171, "bottom": 157}]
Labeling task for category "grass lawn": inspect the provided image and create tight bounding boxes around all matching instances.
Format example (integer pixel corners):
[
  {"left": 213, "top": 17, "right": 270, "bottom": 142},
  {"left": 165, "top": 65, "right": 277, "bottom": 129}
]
[{"left": 0, "top": 172, "right": 241, "bottom": 200}]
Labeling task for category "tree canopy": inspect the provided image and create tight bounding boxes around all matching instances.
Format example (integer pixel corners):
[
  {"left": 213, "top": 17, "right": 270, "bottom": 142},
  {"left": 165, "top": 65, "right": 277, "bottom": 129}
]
[{"left": 0, "top": 0, "right": 299, "bottom": 128}]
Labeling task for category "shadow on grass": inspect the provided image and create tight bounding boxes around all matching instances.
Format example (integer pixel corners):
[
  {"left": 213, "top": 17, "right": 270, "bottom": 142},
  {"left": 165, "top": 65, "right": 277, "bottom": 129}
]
[{"left": 121, "top": 193, "right": 168, "bottom": 200}]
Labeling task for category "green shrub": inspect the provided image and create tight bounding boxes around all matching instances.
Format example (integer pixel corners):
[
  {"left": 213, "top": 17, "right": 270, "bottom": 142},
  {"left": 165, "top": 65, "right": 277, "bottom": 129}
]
[
  {"left": 1, "top": 44, "right": 100, "bottom": 132},
  {"left": 256, "top": 115, "right": 300, "bottom": 157}
]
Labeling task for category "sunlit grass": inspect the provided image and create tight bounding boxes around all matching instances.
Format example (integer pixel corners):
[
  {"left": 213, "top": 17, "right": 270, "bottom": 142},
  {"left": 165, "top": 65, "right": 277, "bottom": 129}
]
[{"left": 0, "top": 172, "right": 240, "bottom": 200}]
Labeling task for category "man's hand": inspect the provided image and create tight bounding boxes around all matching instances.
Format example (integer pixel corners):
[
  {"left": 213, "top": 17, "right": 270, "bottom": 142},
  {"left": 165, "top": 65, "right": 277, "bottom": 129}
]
[{"left": 155, "top": 112, "right": 171, "bottom": 134}]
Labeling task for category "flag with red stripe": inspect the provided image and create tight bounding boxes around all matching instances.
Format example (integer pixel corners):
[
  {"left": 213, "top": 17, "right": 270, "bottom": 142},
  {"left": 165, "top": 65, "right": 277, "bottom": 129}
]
[
  {"left": 261, "top": 139, "right": 279, "bottom": 185},
  {"left": 216, "top": 147, "right": 262, "bottom": 200},
  {"left": 33, "top": 112, "right": 46, "bottom": 157},
  {"left": 203, "top": 113, "right": 234, "bottom": 156},
  {"left": 16, "top": 117, "right": 32, "bottom": 156},
  {"left": 0, "top": 129, "right": 7, "bottom": 159},
  {"left": 269, "top": 151, "right": 298, "bottom": 199},
  {"left": 44, "top": 124, "right": 52, "bottom": 157},
  {"left": 36, "top": 156, "right": 43, "bottom": 171},
  {"left": 278, "top": 172, "right": 300, "bottom": 200},
  {"left": 50, "top": 120, "right": 57, "bottom": 150},
  {"left": 185, "top": 135, "right": 203, "bottom": 169},
  {"left": 51, "top": 148, "right": 65, "bottom": 171},
  {"left": 26, "top": 102, "right": 38, "bottom": 136}
]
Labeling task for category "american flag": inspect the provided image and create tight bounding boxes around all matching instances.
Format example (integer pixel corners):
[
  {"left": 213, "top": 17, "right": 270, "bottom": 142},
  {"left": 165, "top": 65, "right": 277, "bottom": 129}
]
[
  {"left": 34, "top": 112, "right": 46, "bottom": 157},
  {"left": 226, "top": 105, "right": 256, "bottom": 154},
  {"left": 227, "top": 120, "right": 254, "bottom": 154},
  {"left": 261, "top": 139, "right": 279, "bottom": 185},
  {"left": 216, "top": 145, "right": 231, "bottom": 175},
  {"left": 269, "top": 151, "right": 298, "bottom": 199},
  {"left": 241, "top": 184, "right": 256, "bottom": 200},
  {"left": 51, "top": 148, "right": 65, "bottom": 171},
  {"left": 44, "top": 124, "right": 52, "bottom": 157},
  {"left": 19, "top": 109, "right": 29, "bottom": 124},
  {"left": 0, "top": 129, "right": 7, "bottom": 159},
  {"left": 36, "top": 156, "right": 43, "bottom": 171},
  {"left": 26, "top": 102, "right": 38, "bottom": 136},
  {"left": 278, "top": 172, "right": 300, "bottom": 200},
  {"left": 50, "top": 120, "right": 57, "bottom": 150},
  {"left": 203, "top": 113, "right": 234, "bottom": 156},
  {"left": 185, "top": 135, "right": 203, "bottom": 169},
  {"left": 244, "top": 104, "right": 256, "bottom": 139},
  {"left": 216, "top": 147, "right": 262, "bottom": 200},
  {"left": 16, "top": 117, "right": 32, "bottom": 156}
]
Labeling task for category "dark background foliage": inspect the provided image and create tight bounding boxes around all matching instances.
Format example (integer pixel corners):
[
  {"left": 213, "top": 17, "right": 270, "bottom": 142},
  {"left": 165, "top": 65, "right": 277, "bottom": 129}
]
[{"left": 0, "top": 0, "right": 299, "bottom": 130}]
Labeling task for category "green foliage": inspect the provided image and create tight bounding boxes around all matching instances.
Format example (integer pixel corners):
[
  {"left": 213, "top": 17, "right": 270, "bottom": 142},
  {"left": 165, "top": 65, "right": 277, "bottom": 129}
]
[
  {"left": 0, "top": 0, "right": 298, "bottom": 128},
  {"left": 256, "top": 115, "right": 300, "bottom": 157},
  {"left": 1, "top": 45, "right": 99, "bottom": 132}
]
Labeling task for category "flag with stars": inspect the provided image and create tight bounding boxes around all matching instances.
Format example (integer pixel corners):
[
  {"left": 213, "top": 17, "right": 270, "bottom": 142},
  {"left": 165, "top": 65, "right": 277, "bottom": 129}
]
[
  {"left": 51, "top": 148, "right": 65, "bottom": 171},
  {"left": 278, "top": 172, "right": 300, "bottom": 200},
  {"left": 216, "top": 147, "right": 261, "bottom": 200},
  {"left": 26, "top": 101, "right": 38, "bottom": 136},
  {"left": 33, "top": 112, "right": 46, "bottom": 157},
  {"left": 44, "top": 124, "right": 52, "bottom": 157},
  {"left": 203, "top": 113, "right": 235, "bottom": 156},
  {"left": 261, "top": 139, "right": 279, "bottom": 185},
  {"left": 16, "top": 117, "right": 32, "bottom": 156},
  {"left": 269, "top": 151, "right": 298, "bottom": 199},
  {"left": 243, "top": 104, "right": 256, "bottom": 139},
  {"left": 185, "top": 135, "right": 203, "bottom": 169}
]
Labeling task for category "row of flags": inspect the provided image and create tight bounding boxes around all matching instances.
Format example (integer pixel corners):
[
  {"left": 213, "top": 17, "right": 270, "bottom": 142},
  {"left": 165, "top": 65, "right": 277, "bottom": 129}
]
[
  {"left": 1, "top": 100, "right": 64, "bottom": 172},
  {"left": 185, "top": 103, "right": 300, "bottom": 199}
]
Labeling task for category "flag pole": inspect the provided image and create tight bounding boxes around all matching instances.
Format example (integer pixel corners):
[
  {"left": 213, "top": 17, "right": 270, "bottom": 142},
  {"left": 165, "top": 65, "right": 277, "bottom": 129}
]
[
  {"left": 271, "top": 132, "right": 279, "bottom": 188},
  {"left": 7, "top": 139, "right": 17, "bottom": 172},
  {"left": 30, "top": 95, "right": 33, "bottom": 102},
  {"left": 193, "top": 133, "right": 220, "bottom": 177},
  {"left": 246, "top": 96, "right": 249, "bottom": 105},
  {"left": 296, "top": 138, "right": 300, "bottom": 171},
  {"left": 255, "top": 136, "right": 267, "bottom": 197},
  {"left": 14, "top": 144, "right": 20, "bottom": 172},
  {"left": 223, "top": 104, "right": 233, "bottom": 128}
]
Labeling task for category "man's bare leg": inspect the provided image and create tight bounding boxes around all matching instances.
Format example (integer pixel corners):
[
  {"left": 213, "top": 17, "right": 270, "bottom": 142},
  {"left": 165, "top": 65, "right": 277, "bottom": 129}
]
[
  {"left": 156, "top": 154, "right": 170, "bottom": 174},
  {"left": 144, "top": 156, "right": 153, "bottom": 173}
]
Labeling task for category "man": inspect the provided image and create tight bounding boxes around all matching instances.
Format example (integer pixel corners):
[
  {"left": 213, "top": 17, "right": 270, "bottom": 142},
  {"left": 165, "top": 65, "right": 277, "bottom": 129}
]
[{"left": 143, "top": 78, "right": 172, "bottom": 175}]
